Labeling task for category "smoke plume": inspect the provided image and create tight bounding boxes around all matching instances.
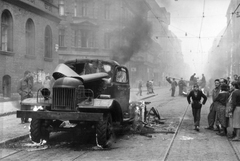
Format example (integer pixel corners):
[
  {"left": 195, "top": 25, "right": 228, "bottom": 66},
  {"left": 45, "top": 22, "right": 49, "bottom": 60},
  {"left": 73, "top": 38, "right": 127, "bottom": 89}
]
[{"left": 111, "top": 15, "right": 152, "bottom": 64}]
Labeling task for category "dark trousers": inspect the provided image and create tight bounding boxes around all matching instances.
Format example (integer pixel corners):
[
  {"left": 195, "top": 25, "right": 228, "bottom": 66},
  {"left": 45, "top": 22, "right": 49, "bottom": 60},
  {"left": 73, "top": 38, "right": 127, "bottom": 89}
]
[
  {"left": 192, "top": 107, "right": 201, "bottom": 126},
  {"left": 207, "top": 103, "right": 216, "bottom": 127},
  {"left": 171, "top": 88, "right": 176, "bottom": 96},
  {"left": 20, "top": 94, "right": 31, "bottom": 123},
  {"left": 179, "top": 87, "right": 183, "bottom": 95}
]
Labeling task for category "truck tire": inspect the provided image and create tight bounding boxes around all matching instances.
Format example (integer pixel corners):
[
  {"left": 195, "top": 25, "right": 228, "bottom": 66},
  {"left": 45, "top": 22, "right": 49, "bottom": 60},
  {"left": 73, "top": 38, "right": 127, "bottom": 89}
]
[
  {"left": 30, "top": 119, "right": 49, "bottom": 143},
  {"left": 96, "top": 113, "right": 113, "bottom": 148}
]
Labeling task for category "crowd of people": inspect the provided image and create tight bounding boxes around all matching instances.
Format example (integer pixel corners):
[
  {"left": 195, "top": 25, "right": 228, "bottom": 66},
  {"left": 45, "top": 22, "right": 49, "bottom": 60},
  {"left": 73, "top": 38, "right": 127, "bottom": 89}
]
[
  {"left": 136, "top": 80, "right": 155, "bottom": 96},
  {"left": 204, "top": 77, "right": 240, "bottom": 141},
  {"left": 186, "top": 74, "right": 240, "bottom": 141}
]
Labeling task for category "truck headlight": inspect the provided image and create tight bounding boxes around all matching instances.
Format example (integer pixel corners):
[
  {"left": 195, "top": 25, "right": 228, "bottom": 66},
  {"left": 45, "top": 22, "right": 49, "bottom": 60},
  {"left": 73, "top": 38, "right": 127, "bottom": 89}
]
[{"left": 41, "top": 88, "right": 51, "bottom": 100}]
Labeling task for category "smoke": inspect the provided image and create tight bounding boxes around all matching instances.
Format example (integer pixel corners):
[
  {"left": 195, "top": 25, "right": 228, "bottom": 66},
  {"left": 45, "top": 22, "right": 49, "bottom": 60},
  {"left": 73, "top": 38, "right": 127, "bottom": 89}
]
[{"left": 111, "top": 15, "right": 152, "bottom": 64}]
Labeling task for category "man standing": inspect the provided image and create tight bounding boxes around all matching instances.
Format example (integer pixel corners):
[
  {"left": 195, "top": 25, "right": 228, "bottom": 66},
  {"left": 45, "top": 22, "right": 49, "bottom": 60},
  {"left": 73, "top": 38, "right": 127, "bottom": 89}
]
[
  {"left": 17, "top": 71, "right": 33, "bottom": 124},
  {"left": 178, "top": 78, "right": 186, "bottom": 96},
  {"left": 205, "top": 79, "right": 221, "bottom": 130},
  {"left": 166, "top": 77, "right": 178, "bottom": 97},
  {"left": 187, "top": 84, "right": 207, "bottom": 131},
  {"left": 136, "top": 80, "right": 142, "bottom": 96},
  {"left": 190, "top": 73, "right": 196, "bottom": 86},
  {"left": 200, "top": 74, "right": 206, "bottom": 88}
]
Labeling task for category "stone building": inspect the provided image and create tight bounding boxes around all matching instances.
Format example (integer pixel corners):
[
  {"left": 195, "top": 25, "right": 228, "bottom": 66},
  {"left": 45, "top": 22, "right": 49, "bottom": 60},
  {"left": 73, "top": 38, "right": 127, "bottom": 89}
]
[
  {"left": 0, "top": 0, "right": 60, "bottom": 97},
  {"left": 206, "top": 0, "right": 240, "bottom": 78},
  {"left": 58, "top": 0, "right": 175, "bottom": 87}
]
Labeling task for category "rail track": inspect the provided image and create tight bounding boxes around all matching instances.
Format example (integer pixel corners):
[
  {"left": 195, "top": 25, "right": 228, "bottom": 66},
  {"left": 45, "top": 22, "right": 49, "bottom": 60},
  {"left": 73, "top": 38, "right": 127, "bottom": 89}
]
[{"left": 162, "top": 102, "right": 240, "bottom": 161}]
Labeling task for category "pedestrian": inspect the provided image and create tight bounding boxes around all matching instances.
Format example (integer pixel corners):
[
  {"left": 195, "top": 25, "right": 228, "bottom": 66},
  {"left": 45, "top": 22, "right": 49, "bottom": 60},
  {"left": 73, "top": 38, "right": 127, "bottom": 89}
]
[
  {"left": 234, "top": 74, "right": 238, "bottom": 82},
  {"left": 17, "top": 71, "right": 33, "bottom": 124},
  {"left": 200, "top": 74, "right": 206, "bottom": 89},
  {"left": 205, "top": 79, "right": 221, "bottom": 130},
  {"left": 226, "top": 81, "right": 237, "bottom": 138},
  {"left": 166, "top": 77, "right": 178, "bottom": 97},
  {"left": 178, "top": 78, "right": 186, "bottom": 96},
  {"left": 187, "top": 84, "right": 207, "bottom": 131},
  {"left": 229, "top": 81, "right": 240, "bottom": 141},
  {"left": 214, "top": 84, "right": 230, "bottom": 136},
  {"left": 136, "top": 80, "right": 143, "bottom": 96},
  {"left": 149, "top": 80, "right": 154, "bottom": 94},
  {"left": 146, "top": 81, "right": 150, "bottom": 94},
  {"left": 189, "top": 73, "right": 196, "bottom": 87},
  {"left": 43, "top": 75, "right": 51, "bottom": 88}
]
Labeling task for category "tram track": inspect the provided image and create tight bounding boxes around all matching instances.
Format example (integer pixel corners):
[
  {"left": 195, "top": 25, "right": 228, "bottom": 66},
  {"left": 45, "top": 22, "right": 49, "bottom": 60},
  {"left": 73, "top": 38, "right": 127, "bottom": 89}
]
[
  {"left": 161, "top": 99, "right": 240, "bottom": 161},
  {"left": 162, "top": 103, "right": 190, "bottom": 161},
  {"left": 227, "top": 136, "right": 240, "bottom": 161}
]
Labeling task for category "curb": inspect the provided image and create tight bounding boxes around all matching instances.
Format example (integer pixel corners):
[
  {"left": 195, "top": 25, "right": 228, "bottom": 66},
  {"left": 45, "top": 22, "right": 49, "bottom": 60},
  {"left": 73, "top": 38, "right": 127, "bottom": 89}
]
[
  {"left": 0, "top": 111, "right": 16, "bottom": 117},
  {"left": 0, "top": 134, "right": 29, "bottom": 147},
  {"left": 140, "top": 94, "right": 157, "bottom": 101}
]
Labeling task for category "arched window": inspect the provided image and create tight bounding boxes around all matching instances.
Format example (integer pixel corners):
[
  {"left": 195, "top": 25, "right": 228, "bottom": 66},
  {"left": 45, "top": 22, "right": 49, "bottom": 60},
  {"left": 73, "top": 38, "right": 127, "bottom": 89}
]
[
  {"left": 26, "top": 19, "right": 35, "bottom": 56},
  {"left": 44, "top": 25, "right": 52, "bottom": 59},
  {"left": 1, "top": 10, "right": 13, "bottom": 52}
]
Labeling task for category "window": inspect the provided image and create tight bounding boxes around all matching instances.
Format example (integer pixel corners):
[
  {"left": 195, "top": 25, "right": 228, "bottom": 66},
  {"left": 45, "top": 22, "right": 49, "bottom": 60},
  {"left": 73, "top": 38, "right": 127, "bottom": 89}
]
[
  {"left": 58, "top": 29, "right": 65, "bottom": 47},
  {"left": 82, "top": 2, "right": 87, "bottom": 16},
  {"left": 104, "top": 33, "right": 111, "bottom": 49},
  {"left": 104, "top": 4, "right": 111, "bottom": 20},
  {"left": 44, "top": 25, "right": 52, "bottom": 59},
  {"left": 26, "top": 19, "right": 35, "bottom": 56},
  {"left": 116, "top": 68, "right": 128, "bottom": 83},
  {"left": 76, "top": 1, "right": 88, "bottom": 17},
  {"left": 74, "top": 30, "right": 81, "bottom": 47},
  {"left": 59, "top": 0, "right": 65, "bottom": 16},
  {"left": 88, "top": 32, "right": 96, "bottom": 48},
  {"left": 74, "top": 29, "right": 96, "bottom": 48},
  {"left": 1, "top": 10, "right": 13, "bottom": 51}
]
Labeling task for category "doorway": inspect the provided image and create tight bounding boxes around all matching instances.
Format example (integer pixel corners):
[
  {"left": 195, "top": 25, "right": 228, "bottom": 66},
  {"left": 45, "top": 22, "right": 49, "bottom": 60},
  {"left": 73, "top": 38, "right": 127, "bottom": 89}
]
[{"left": 2, "top": 75, "right": 11, "bottom": 97}]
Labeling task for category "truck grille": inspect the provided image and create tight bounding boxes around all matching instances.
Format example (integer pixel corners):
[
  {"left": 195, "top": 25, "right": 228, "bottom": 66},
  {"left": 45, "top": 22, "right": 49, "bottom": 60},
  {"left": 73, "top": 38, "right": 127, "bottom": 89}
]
[{"left": 52, "top": 88, "right": 76, "bottom": 111}]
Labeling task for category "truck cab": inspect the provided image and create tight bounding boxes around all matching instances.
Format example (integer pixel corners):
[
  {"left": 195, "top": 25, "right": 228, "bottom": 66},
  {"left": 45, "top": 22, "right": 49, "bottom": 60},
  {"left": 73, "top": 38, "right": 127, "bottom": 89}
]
[{"left": 17, "top": 59, "right": 131, "bottom": 148}]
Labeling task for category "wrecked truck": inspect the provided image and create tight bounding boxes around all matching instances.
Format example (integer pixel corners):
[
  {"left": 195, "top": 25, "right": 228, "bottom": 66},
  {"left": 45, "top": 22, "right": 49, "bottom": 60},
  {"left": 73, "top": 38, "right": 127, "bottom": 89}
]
[{"left": 17, "top": 59, "right": 147, "bottom": 148}]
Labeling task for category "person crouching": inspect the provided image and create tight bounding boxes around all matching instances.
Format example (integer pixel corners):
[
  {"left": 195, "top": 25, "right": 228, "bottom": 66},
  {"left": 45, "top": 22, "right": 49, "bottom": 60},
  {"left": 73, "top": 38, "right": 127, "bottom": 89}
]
[{"left": 187, "top": 84, "right": 207, "bottom": 131}]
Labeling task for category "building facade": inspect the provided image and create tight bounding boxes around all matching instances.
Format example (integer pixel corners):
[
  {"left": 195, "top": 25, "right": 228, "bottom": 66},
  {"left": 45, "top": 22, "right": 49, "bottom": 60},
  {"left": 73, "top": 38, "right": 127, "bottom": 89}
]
[
  {"left": 206, "top": 0, "right": 240, "bottom": 79},
  {"left": 0, "top": 0, "right": 60, "bottom": 96},
  {"left": 58, "top": 0, "right": 181, "bottom": 87}
]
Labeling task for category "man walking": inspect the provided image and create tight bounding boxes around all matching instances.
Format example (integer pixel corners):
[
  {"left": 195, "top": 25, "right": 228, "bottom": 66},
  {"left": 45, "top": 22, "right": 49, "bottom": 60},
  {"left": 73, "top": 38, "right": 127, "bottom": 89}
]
[
  {"left": 166, "top": 77, "right": 178, "bottom": 97},
  {"left": 187, "top": 84, "right": 207, "bottom": 131},
  {"left": 17, "top": 71, "right": 33, "bottom": 124},
  {"left": 205, "top": 79, "right": 221, "bottom": 130}
]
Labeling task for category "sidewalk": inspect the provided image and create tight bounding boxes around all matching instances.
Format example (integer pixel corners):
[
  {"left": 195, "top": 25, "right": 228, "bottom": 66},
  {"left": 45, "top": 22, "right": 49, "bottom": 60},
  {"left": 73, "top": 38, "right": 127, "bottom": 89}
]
[{"left": 0, "top": 87, "right": 161, "bottom": 146}]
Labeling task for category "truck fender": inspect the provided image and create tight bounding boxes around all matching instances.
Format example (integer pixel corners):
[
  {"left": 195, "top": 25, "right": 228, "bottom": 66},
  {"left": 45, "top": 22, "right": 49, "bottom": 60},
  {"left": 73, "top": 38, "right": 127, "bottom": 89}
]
[{"left": 110, "top": 100, "right": 123, "bottom": 123}]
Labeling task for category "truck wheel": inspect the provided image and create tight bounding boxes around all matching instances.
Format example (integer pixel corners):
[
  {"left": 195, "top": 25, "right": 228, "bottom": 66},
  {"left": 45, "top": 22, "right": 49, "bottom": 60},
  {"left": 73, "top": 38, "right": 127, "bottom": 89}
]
[
  {"left": 96, "top": 113, "right": 113, "bottom": 148},
  {"left": 30, "top": 119, "right": 49, "bottom": 143}
]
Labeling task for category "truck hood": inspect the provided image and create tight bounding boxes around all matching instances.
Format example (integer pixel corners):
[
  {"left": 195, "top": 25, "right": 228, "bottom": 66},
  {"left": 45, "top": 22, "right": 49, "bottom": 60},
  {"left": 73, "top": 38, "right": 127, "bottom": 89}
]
[{"left": 52, "top": 63, "right": 109, "bottom": 83}]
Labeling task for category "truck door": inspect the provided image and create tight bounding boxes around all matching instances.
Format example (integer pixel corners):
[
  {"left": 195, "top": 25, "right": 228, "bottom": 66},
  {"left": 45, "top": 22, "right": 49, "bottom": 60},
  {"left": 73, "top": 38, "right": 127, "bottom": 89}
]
[{"left": 112, "top": 66, "right": 130, "bottom": 116}]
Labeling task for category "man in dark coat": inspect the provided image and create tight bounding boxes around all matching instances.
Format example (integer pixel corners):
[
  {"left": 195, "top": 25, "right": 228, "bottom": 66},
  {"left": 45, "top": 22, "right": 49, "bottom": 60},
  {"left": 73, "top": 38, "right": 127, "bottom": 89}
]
[
  {"left": 187, "top": 84, "right": 207, "bottom": 131},
  {"left": 178, "top": 78, "right": 186, "bottom": 96},
  {"left": 190, "top": 73, "right": 196, "bottom": 86}
]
